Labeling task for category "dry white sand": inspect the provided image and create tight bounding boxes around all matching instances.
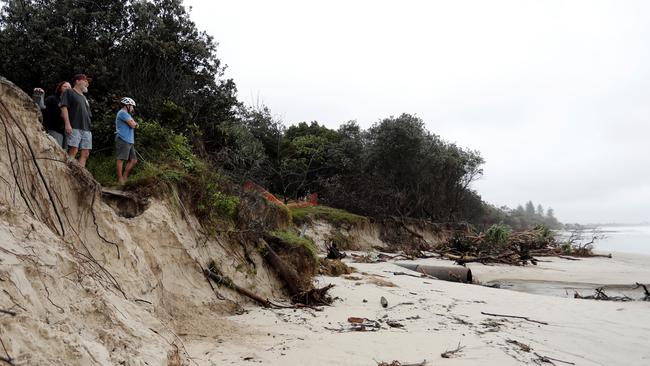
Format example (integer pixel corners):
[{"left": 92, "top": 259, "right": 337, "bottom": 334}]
[{"left": 187, "top": 253, "right": 650, "bottom": 366}]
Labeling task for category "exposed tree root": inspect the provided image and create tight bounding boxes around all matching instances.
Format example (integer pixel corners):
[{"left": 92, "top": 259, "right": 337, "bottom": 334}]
[
  {"left": 291, "top": 284, "right": 335, "bottom": 306},
  {"left": 0, "top": 98, "right": 64, "bottom": 236},
  {"left": 259, "top": 237, "right": 334, "bottom": 306}
]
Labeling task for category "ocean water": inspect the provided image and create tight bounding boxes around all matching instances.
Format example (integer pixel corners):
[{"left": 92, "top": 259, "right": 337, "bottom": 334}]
[{"left": 594, "top": 225, "right": 650, "bottom": 256}]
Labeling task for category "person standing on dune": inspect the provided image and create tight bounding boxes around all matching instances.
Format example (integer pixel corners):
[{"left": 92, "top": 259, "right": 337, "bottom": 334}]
[
  {"left": 61, "top": 74, "right": 93, "bottom": 167},
  {"left": 114, "top": 97, "right": 139, "bottom": 185}
]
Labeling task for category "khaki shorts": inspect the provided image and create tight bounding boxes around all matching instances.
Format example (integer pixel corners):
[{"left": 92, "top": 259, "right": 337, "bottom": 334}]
[{"left": 67, "top": 129, "right": 92, "bottom": 149}]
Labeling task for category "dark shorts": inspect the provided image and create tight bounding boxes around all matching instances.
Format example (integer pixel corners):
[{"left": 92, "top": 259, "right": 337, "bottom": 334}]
[{"left": 115, "top": 137, "right": 136, "bottom": 161}]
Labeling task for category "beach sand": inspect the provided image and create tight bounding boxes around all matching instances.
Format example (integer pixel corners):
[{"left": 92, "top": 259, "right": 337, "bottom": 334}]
[{"left": 187, "top": 253, "right": 650, "bottom": 365}]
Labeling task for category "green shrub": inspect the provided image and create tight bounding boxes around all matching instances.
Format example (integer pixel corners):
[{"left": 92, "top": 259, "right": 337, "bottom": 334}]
[
  {"left": 533, "top": 224, "right": 553, "bottom": 244},
  {"left": 268, "top": 229, "right": 318, "bottom": 263},
  {"left": 484, "top": 224, "right": 511, "bottom": 249},
  {"left": 291, "top": 205, "right": 367, "bottom": 227},
  {"left": 269, "top": 201, "right": 292, "bottom": 223},
  {"left": 185, "top": 163, "right": 240, "bottom": 227},
  {"left": 87, "top": 118, "right": 197, "bottom": 188},
  {"left": 327, "top": 230, "right": 354, "bottom": 250},
  {"left": 87, "top": 118, "right": 241, "bottom": 231},
  {"left": 86, "top": 154, "right": 117, "bottom": 186},
  {"left": 198, "top": 184, "right": 240, "bottom": 221},
  {"left": 136, "top": 119, "right": 196, "bottom": 171}
]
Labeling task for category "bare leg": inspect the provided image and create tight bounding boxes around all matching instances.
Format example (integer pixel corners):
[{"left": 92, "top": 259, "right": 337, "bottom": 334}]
[
  {"left": 123, "top": 158, "right": 138, "bottom": 180},
  {"left": 68, "top": 146, "right": 78, "bottom": 159},
  {"left": 78, "top": 149, "right": 90, "bottom": 167},
  {"left": 116, "top": 160, "right": 125, "bottom": 185}
]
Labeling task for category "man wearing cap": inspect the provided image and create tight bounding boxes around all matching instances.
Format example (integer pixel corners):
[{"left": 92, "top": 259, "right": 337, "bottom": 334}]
[
  {"left": 61, "top": 74, "right": 93, "bottom": 167},
  {"left": 115, "top": 97, "right": 138, "bottom": 185}
]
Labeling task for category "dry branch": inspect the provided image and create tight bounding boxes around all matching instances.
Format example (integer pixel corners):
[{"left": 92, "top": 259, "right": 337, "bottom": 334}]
[
  {"left": 533, "top": 352, "right": 575, "bottom": 365},
  {"left": 441, "top": 342, "right": 464, "bottom": 358},
  {"left": 377, "top": 360, "right": 427, "bottom": 366},
  {"left": 437, "top": 225, "right": 613, "bottom": 266},
  {"left": 634, "top": 283, "right": 650, "bottom": 301},
  {"left": 574, "top": 287, "right": 633, "bottom": 302},
  {"left": 481, "top": 311, "right": 548, "bottom": 325},
  {"left": 506, "top": 339, "right": 531, "bottom": 352},
  {"left": 204, "top": 264, "right": 271, "bottom": 307}
]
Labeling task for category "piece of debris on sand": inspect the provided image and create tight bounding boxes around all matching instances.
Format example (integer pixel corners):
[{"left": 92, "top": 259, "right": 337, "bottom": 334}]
[
  {"left": 326, "top": 317, "right": 382, "bottom": 332},
  {"left": 320, "top": 259, "right": 356, "bottom": 277},
  {"left": 369, "top": 277, "right": 398, "bottom": 288},
  {"left": 506, "top": 339, "right": 531, "bottom": 352},
  {"left": 381, "top": 296, "right": 388, "bottom": 308},
  {"left": 377, "top": 360, "right": 428, "bottom": 366},
  {"left": 343, "top": 275, "right": 363, "bottom": 281},
  {"left": 441, "top": 343, "right": 464, "bottom": 358}
]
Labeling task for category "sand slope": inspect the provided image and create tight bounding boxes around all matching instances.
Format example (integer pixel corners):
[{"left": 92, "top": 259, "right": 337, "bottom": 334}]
[{"left": 0, "top": 77, "right": 283, "bottom": 365}]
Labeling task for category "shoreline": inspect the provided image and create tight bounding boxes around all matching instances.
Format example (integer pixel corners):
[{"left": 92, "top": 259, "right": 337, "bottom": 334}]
[{"left": 186, "top": 252, "right": 650, "bottom": 365}]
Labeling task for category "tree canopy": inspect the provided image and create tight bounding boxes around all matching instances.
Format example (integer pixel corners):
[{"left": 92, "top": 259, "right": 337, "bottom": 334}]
[
  {"left": 0, "top": 0, "right": 561, "bottom": 228},
  {"left": 0, "top": 0, "right": 237, "bottom": 141}
]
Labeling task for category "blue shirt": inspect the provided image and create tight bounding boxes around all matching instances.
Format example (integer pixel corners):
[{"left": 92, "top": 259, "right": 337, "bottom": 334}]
[{"left": 115, "top": 109, "right": 135, "bottom": 144}]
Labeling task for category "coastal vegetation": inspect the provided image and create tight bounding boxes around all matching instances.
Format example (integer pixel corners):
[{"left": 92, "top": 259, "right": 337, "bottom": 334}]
[{"left": 290, "top": 205, "right": 368, "bottom": 227}]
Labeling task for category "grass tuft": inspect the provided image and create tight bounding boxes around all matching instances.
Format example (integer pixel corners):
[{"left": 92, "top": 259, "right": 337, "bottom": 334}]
[
  {"left": 268, "top": 229, "right": 319, "bottom": 263},
  {"left": 290, "top": 205, "right": 367, "bottom": 227}
]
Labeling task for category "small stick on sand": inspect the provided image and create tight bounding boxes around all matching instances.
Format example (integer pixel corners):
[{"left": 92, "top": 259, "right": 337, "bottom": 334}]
[
  {"left": 533, "top": 352, "right": 576, "bottom": 365},
  {"left": 481, "top": 311, "right": 548, "bottom": 325},
  {"left": 0, "top": 309, "right": 16, "bottom": 316}
]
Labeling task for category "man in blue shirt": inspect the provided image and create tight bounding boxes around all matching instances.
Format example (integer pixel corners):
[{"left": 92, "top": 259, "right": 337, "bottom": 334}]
[{"left": 115, "top": 97, "right": 139, "bottom": 185}]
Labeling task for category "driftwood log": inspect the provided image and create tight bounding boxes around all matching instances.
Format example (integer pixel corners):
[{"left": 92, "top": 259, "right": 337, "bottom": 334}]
[
  {"left": 259, "top": 238, "right": 334, "bottom": 306},
  {"left": 259, "top": 237, "right": 303, "bottom": 297},
  {"left": 395, "top": 263, "right": 472, "bottom": 283}
]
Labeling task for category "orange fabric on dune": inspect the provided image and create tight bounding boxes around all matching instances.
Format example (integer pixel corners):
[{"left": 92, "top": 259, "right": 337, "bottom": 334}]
[{"left": 243, "top": 181, "right": 319, "bottom": 208}]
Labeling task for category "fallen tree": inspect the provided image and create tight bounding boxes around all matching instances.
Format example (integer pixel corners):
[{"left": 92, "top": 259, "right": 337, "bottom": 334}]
[{"left": 259, "top": 235, "right": 335, "bottom": 306}]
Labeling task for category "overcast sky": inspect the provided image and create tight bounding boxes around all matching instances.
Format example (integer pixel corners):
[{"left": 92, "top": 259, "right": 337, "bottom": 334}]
[{"left": 184, "top": 0, "right": 650, "bottom": 224}]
